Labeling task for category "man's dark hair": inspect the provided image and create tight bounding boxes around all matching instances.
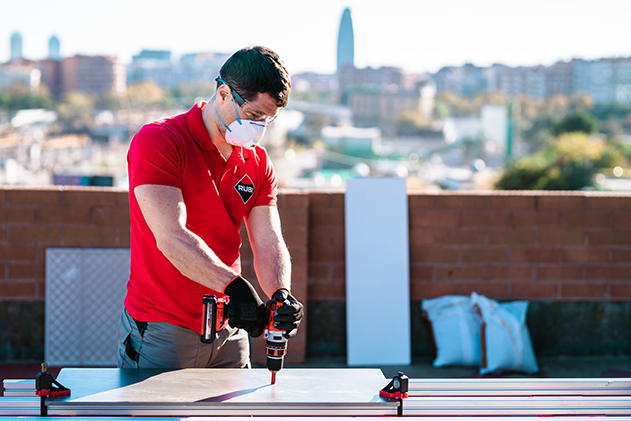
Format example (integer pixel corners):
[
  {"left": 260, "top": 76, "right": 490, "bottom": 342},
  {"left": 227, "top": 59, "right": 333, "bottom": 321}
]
[{"left": 218, "top": 46, "right": 291, "bottom": 107}]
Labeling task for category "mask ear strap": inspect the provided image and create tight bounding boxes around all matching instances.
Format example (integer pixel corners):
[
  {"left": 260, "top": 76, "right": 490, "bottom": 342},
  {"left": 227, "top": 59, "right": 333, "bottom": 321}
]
[
  {"left": 216, "top": 76, "right": 243, "bottom": 126},
  {"left": 213, "top": 96, "right": 232, "bottom": 132},
  {"left": 231, "top": 94, "right": 242, "bottom": 126}
]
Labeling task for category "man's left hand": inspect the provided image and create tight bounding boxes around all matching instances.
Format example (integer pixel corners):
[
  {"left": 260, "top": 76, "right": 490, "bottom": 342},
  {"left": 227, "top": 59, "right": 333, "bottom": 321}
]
[{"left": 270, "top": 289, "right": 303, "bottom": 339}]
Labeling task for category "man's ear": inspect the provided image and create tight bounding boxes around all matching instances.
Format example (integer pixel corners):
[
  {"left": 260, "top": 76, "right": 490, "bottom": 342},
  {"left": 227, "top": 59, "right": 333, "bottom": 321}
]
[{"left": 216, "top": 84, "right": 231, "bottom": 104}]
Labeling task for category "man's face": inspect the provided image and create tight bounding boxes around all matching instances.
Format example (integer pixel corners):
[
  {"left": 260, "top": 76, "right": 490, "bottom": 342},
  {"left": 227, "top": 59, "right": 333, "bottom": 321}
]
[
  {"left": 211, "top": 84, "right": 281, "bottom": 149},
  {"left": 232, "top": 90, "right": 280, "bottom": 124}
]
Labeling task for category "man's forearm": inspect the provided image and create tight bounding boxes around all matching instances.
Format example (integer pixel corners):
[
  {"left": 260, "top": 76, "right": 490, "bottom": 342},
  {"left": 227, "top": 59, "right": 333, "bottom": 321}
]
[
  {"left": 253, "top": 239, "right": 292, "bottom": 299},
  {"left": 156, "top": 227, "right": 237, "bottom": 291}
]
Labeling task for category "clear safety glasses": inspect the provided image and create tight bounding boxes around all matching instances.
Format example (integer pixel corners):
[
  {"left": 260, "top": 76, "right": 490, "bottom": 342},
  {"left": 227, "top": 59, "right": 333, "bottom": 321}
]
[{"left": 216, "top": 76, "right": 278, "bottom": 124}]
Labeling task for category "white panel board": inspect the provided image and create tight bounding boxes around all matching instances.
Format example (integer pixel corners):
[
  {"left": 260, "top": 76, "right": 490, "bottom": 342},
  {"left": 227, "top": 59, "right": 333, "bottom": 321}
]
[
  {"left": 345, "top": 178, "right": 410, "bottom": 366},
  {"left": 46, "top": 248, "right": 130, "bottom": 366}
]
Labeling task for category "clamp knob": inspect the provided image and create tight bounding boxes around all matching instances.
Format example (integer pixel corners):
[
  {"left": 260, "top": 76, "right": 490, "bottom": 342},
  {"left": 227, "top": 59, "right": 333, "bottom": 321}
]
[{"left": 379, "top": 371, "right": 409, "bottom": 400}]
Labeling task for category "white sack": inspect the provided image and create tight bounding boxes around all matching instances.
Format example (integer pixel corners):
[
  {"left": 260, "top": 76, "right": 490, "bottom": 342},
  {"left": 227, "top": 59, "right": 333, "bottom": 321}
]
[
  {"left": 421, "top": 295, "right": 481, "bottom": 367},
  {"left": 471, "top": 292, "right": 538, "bottom": 374}
]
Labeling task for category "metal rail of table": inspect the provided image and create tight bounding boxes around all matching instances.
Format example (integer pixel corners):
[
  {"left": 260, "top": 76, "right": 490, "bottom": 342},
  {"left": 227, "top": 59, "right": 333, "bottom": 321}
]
[
  {"left": 0, "top": 396, "right": 39, "bottom": 416},
  {"left": 3, "top": 369, "right": 631, "bottom": 417},
  {"left": 402, "top": 395, "right": 631, "bottom": 416},
  {"left": 3, "top": 417, "right": 631, "bottom": 421},
  {"left": 409, "top": 377, "right": 631, "bottom": 396},
  {"left": 403, "top": 377, "right": 631, "bottom": 416}
]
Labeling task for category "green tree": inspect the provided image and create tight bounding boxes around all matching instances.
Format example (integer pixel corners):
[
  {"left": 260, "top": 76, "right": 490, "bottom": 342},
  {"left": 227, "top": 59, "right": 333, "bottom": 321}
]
[
  {"left": 553, "top": 112, "right": 597, "bottom": 135},
  {"left": 0, "top": 82, "right": 54, "bottom": 110},
  {"left": 495, "top": 133, "right": 619, "bottom": 190},
  {"left": 545, "top": 94, "right": 570, "bottom": 117},
  {"left": 393, "top": 107, "right": 431, "bottom": 136},
  {"left": 436, "top": 91, "right": 473, "bottom": 116},
  {"left": 95, "top": 91, "right": 123, "bottom": 111},
  {"left": 170, "top": 83, "right": 215, "bottom": 108},
  {"left": 435, "top": 90, "right": 507, "bottom": 118},
  {"left": 514, "top": 94, "right": 545, "bottom": 121},
  {"left": 291, "top": 87, "right": 339, "bottom": 104},
  {"left": 595, "top": 138, "right": 631, "bottom": 169},
  {"left": 521, "top": 114, "right": 558, "bottom": 152},
  {"left": 126, "top": 82, "right": 168, "bottom": 109},
  {"left": 598, "top": 118, "right": 624, "bottom": 138},
  {"left": 495, "top": 153, "right": 550, "bottom": 190},
  {"left": 57, "top": 91, "right": 95, "bottom": 120},
  {"left": 590, "top": 102, "right": 631, "bottom": 121},
  {"left": 568, "top": 93, "right": 594, "bottom": 113}
]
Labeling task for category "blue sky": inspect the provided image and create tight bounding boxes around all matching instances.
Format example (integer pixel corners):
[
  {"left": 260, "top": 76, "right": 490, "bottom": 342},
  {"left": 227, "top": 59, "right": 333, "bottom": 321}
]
[{"left": 1, "top": 0, "right": 630, "bottom": 75}]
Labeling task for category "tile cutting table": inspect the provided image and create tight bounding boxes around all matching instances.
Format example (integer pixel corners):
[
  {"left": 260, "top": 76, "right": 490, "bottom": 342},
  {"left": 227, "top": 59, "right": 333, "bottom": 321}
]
[
  {"left": 43, "top": 367, "right": 399, "bottom": 417},
  {"left": 3, "top": 368, "right": 631, "bottom": 417}
]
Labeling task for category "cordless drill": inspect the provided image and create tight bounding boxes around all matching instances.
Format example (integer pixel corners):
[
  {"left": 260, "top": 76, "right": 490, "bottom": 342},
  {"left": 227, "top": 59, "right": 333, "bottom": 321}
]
[
  {"left": 264, "top": 292, "right": 287, "bottom": 385},
  {"left": 201, "top": 292, "right": 288, "bottom": 384}
]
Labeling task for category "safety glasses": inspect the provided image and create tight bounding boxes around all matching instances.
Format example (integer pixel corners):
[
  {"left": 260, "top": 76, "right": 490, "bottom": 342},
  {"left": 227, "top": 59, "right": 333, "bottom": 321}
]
[{"left": 216, "top": 76, "right": 278, "bottom": 124}]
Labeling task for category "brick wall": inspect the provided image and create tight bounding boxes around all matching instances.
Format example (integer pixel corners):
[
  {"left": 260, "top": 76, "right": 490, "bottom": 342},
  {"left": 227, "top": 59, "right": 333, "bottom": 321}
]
[
  {"left": 0, "top": 186, "right": 130, "bottom": 300},
  {"left": 308, "top": 190, "right": 631, "bottom": 304},
  {"left": 0, "top": 186, "right": 310, "bottom": 363},
  {"left": 1, "top": 187, "right": 630, "bottom": 362}
]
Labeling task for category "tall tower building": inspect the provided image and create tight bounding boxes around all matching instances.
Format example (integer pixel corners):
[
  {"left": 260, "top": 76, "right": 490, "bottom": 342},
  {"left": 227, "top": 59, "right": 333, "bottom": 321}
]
[
  {"left": 337, "top": 7, "right": 354, "bottom": 72},
  {"left": 49, "top": 35, "right": 61, "bottom": 60},
  {"left": 10, "top": 32, "right": 23, "bottom": 61}
]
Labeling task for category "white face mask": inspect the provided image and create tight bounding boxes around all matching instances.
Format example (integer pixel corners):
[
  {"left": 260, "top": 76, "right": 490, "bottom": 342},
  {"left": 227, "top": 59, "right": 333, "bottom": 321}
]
[
  {"left": 225, "top": 119, "right": 266, "bottom": 149},
  {"left": 213, "top": 95, "right": 267, "bottom": 149}
]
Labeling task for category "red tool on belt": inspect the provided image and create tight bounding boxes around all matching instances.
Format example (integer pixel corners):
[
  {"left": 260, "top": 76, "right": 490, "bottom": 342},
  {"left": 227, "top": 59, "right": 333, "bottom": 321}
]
[
  {"left": 201, "top": 295, "right": 230, "bottom": 344},
  {"left": 201, "top": 293, "right": 287, "bottom": 385}
]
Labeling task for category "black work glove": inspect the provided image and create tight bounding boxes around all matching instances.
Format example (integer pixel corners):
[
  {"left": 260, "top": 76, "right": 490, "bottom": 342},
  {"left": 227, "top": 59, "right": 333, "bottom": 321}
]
[
  {"left": 224, "top": 276, "right": 266, "bottom": 338},
  {"left": 269, "top": 288, "right": 304, "bottom": 339}
]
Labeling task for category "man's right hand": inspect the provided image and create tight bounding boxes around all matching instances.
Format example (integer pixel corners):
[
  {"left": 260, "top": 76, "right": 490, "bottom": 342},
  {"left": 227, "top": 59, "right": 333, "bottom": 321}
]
[{"left": 224, "top": 276, "right": 266, "bottom": 337}]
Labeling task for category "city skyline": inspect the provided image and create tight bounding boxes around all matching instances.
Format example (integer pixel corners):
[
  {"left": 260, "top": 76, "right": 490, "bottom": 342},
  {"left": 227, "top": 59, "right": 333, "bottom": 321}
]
[{"left": 1, "top": 0, "right": 631, "bottom": 75}]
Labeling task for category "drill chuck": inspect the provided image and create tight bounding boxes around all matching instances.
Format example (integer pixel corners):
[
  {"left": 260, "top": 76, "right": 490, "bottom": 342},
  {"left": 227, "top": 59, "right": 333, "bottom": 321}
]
[{"left": 265, "top": 330, "right": 287, "bottom": 373}]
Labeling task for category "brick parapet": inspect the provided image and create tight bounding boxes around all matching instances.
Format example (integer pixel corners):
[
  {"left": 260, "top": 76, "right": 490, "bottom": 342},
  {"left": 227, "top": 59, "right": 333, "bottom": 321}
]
[
  {"left": 304, "top": 190, "right": 631, "bottom": 303},
  {"left": 0, "top": 186, "right": 130, "bottom": 300},
  {"left": 405, "top": 191, "right": 631, "bottom": 302},
  {"left": 1, "top": 187, "right": 631, "bottom": 362}
]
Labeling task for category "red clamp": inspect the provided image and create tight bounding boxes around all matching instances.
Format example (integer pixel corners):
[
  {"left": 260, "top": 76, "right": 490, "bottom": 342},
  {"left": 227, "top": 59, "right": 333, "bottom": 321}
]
[
  {"left": 380, "top": 371, "right": 409, "bottom": 400},
  {"left": 35, "top": 363, "right": 71, "bottom": 397}
]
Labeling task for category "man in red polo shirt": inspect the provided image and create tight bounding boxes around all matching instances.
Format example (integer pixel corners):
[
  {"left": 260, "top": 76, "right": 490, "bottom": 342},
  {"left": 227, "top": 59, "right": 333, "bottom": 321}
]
[{"left": 117, "top": 46, "right": 303, "bottom": 369}]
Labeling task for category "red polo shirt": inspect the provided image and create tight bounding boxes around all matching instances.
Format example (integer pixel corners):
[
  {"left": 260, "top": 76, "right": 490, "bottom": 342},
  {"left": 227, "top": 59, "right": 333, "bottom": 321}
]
[{"left": 125, "top": 101, "right": 278, "bottom": 333}]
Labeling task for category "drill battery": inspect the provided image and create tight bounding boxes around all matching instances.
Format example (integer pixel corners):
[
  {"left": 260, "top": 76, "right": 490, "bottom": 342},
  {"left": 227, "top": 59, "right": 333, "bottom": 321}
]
[{"left": 201, "top": 294, "right": 230, "bottom": 344}]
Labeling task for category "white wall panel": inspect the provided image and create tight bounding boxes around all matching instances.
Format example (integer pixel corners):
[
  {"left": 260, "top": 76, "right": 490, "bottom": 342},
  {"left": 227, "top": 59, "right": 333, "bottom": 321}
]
[{"left": 345, "top": 178, "right": 411, "bottom": 366}]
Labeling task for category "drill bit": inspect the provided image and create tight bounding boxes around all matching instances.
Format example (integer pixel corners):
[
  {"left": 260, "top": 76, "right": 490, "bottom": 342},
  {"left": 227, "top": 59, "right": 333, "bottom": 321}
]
[{"left": 271, "top": 372, "right": 276, "bottom": 385}]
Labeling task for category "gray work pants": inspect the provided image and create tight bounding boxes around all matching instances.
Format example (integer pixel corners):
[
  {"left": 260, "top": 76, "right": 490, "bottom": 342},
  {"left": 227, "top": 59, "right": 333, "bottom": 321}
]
[{"left": 117, "top": 308, "right": 250, "bottom": 369}]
